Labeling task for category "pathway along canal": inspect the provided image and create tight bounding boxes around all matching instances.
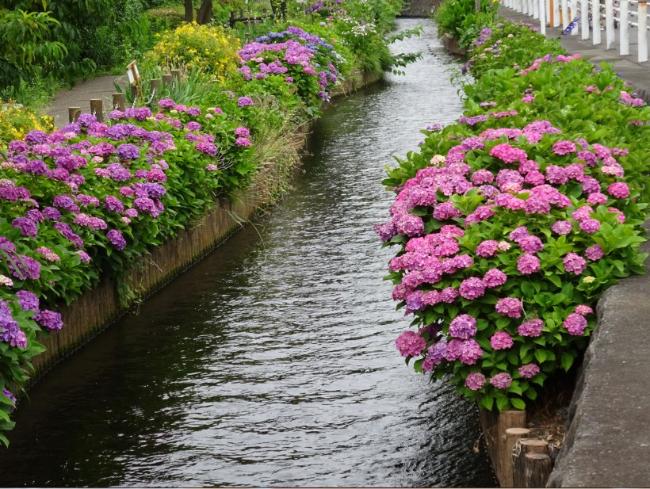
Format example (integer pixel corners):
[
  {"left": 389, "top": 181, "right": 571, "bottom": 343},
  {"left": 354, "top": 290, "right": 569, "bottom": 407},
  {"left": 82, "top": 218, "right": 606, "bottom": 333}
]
[{"left": 0, "top": 19, "right": 495, "bottom": 487}]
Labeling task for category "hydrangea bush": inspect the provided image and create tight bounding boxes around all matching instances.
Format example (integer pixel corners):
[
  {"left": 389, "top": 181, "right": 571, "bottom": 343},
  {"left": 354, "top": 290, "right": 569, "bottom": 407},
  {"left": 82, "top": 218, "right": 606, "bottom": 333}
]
[{"left": 378, "top": 122, "right": 646, "bottom": 411}]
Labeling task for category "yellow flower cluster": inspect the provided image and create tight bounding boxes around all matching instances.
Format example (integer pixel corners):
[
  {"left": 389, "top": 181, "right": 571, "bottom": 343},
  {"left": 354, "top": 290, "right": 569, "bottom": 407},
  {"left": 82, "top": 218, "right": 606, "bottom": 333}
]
[
  {"left": 147, "top": 22, "right": 241, "bottom": 80},
  {"left": 0, "top": 104, "right": 54, "bottom": 150}
]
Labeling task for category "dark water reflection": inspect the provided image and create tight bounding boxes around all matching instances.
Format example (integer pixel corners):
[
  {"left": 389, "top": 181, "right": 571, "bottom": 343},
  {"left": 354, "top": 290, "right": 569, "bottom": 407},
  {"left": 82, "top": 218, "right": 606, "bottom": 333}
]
[{"left": 0, "top": 19, "right": 495, "bottom": 487}]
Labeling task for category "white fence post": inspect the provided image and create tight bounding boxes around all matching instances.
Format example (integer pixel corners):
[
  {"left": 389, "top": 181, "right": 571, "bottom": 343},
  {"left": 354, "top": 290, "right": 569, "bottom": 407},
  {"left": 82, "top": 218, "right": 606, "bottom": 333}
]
[
  {"left": 529, "top": 0, "right": 535, "bottom": 14},
  {"left": 553, "top": 0, "right": 561, "bottom": 25},
  {"left": 581, "top": 0, "right": 590, "bottom": 38},
  {"left": 593, "top": 0, "right": 602, "bottom": 44},
  {"left": 639, "top": 0, "right": 648, "bottom": 62},
  {"left": 539, "top": 0, "right": 547, "bottom": 31},
  {"left": 605, "top": 0, "right": 615, "bottom": 48},
  {"left": 561, "top": 0, "right": 569, "bottom": 27},
  {"left": 533, "top": 0, "right": 540, "bottom": 18},
  {"left": 620, "top": 0, "right": 630, "bottom": 54}
]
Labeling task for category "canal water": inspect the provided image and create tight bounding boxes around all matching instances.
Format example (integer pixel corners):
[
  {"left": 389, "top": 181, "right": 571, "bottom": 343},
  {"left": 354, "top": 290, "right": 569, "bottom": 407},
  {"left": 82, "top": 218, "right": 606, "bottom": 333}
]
[{"left": 0, "top": 19, "right": 495, "bottom": 487}]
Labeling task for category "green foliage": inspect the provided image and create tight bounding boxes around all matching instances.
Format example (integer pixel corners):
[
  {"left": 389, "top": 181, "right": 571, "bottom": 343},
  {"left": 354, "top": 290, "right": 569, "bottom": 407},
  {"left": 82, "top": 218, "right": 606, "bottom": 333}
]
[{"left": 434, "top": 0, "right": 497, "bottom": 47}]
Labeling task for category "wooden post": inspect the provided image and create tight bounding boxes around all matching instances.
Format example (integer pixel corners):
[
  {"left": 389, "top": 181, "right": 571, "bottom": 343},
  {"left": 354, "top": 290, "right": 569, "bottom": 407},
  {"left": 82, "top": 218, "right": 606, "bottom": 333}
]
[
  {"left": 581, "top": 0, "right": 590, "bottom": 39},
  {"left": 150, "top": 78, "right": 162, "bottom": 94},
  {"left": 89, "top": 99, "right": 104, "bottom": 122},
  {"left": 525, "top": 453, "right": 553, "bottom": 487},
  {"left": 171, "top": 69, "right": 181, "bottom": 84},
  {"left": 639, "top": 0, "right": 648, "bottom": 62},
  {"left": 605, "top": 0, "right": 614, "bottom": 48},
  {"left": 620, "top": 0, "right": 630, "bottom": 54},
  {"left": 549, "top": 0, "right": 555, "bottom": 25},
  {"left": 593, "top": 0, "right": 602, "bottom": 44},
  {"left": 112, "top": 93, "right": 126, "bottom": 111},
  {"left": 495, "top": 411, "right": 527, "bottom": 486},
  {"left": 503, "top": 428, "right": 531, "bottom": 487},
  {"left": 68, "top": 107, "right": 81, "bottom": 123},
  {"left": 553, "top": 0, "right": 561, "bottom": 25},
  {"left": 162, "top": 73, "right": 173, "bottom": 87},
  {"left": 513, "top": 439, "right": 550, "bottom": 487}
]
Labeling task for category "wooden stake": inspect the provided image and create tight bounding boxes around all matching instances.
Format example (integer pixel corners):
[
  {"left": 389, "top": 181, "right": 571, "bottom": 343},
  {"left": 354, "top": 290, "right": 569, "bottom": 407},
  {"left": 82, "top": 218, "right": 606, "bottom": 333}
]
[
  {"left": 521, "top": 453, "right": 553, "bottom": 487},
  {"left": 171, "top": 69, "right": 181, "bottom": 84},
  {"left": 496, "top": 410, "right": 526, "bottom": 486},
  {"left": 112, "top": 93, "right": 126, "bottom": 111},
  {"left": 68, "top": 107, "right": 81, "bottom": 123},
  {"left": 513, "top": 439, "right": 550, "bottom": 487},
  {"left": 503, "top": 428, "right": 531, "bottom": 487},
  {"left": 162, "top": 73, "right": 173, "bottom": 87},
  {"left": 150, "top": 78, "right": 162, "bottom": 94},
  {"left": 89, "top": 99, "right": 104, "bottom": 122}
]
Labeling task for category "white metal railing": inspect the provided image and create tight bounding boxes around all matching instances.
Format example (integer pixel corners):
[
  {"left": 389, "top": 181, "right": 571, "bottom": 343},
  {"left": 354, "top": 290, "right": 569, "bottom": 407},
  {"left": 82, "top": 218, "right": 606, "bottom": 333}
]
[{"left": 504, "top": 0, "right": 650, "bottom": 62}]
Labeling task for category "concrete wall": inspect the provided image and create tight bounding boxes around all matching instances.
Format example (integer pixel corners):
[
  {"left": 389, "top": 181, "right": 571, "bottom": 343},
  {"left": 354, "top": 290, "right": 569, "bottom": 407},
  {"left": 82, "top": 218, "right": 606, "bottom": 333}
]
[
  {"left": 400, "top": 0, "right": 440, "bottom": 18},
  {"left": 548, "top": 228, "right": 650, "bottom": 487}
]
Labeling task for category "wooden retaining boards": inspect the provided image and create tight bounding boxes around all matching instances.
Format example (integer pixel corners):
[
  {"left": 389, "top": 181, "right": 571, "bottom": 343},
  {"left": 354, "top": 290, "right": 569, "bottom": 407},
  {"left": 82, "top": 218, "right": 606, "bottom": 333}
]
[{"left": 29, "top": 70, "right": 383, "bottom": 381}]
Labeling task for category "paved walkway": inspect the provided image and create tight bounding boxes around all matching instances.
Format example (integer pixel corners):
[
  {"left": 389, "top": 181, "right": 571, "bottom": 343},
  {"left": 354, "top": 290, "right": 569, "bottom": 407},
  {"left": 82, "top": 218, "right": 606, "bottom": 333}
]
[
  {"left": 47, "top": 74, "right": 126, "bottom": 127},
  {"left": 499, "top": 6, "right": 650, "bottom": 99}
]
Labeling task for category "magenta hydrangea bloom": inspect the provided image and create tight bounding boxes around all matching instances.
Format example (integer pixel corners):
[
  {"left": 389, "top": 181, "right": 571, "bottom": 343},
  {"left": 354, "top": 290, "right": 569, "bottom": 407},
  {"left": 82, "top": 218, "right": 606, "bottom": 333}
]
[
  {"left": 490, "top": 143, "right": 527, "bottom": 164},
  {"left": 607, "top": 182, "right": 630, "bottom": 199},
  {"left": 395, "top": 330, "right": 426, "bottom": 357},
  {"left": 459, "top": 277, "right": 486, "bottom": 300},
  {"left": 490, "top": 372, "right": 512, "bottom": 389},
  {"left": 518, "top": 363, "right": 540, "bottom": 378},
  {"left": 517, "top": 254, "right": 541, "bottom": 275},
  {"left": 483, "top": 268, "right": 507, "bottom": 288},
  {"left": 563, "top": 313, "right": 588, "bottom": 335},
  {"left": 563, "top": 253, "right": 587, "bottom": 275},
  {"left": 585, "top": 244, "right": 604, "bottom": 261},
  {"left": 465, "top": 372, "right": 486, "bottom": 391},
  {"left": 496, "top": 297, "right": 523, "bottom": 318},
  {"left": 490, "top": 331, "right": 514, "bottom": 350},
  {"left": 459, "top": 338, "right": 484, "bottom": 365},
  {"left": 423, "top": 341, "right": 447, "bottom": 372},
  {"left": 551, "top": 220, "right": 572, "bottom": 235},
  {"left": 34, "top": 310, "right": 63, "bottom": 331},
  {"left": 552, "top": 140, "right": 577, "bottom": 155},
  {"left": 518, "top": 235, "right": 544, "bottom": 253},
  {"left": 476, "top": 240, "right": 499, "bottom": 257},
  {"left": 575, "top": 304, "right": 594, "bottom": 316},
  {"left": 449, "top": 314, "right": 477, "bottom": 339},
  {"left": 517, "top": 319, "right": 544, "bottom": 337},
  {"left": 579, "top": 218, "right": 601, "bottom": 234}
]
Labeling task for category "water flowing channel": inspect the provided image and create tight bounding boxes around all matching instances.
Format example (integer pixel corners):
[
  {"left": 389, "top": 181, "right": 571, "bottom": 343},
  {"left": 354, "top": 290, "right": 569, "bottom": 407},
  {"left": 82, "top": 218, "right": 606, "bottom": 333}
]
[{"left": 0, "top": 19, "right": 495, "bottom": 487}]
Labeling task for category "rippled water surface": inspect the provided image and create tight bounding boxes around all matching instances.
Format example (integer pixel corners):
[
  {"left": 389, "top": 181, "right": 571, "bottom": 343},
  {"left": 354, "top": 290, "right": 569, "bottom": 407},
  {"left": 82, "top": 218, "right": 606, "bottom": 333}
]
[{"left": 0, "top": 19, "right": 495, "bottom": 487}]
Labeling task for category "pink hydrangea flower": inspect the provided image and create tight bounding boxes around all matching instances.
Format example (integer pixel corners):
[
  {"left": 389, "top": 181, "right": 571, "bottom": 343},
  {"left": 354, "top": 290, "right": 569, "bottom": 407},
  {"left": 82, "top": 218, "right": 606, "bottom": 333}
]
[
  {"left": 518, "top": 363, "right": 541, "bottom": 378},
  {"left": 585, "top": 244, "right": 604, "bottom": 261},
  {"left": 579, "top": 218, "right": 601, "bottom": 234},
  {"left": 575, "top": 304, "right": 594, "bottom": 316},
  {"left": 459, "top": 277, "right": 486, "bottom": 300},
  {"left": 465, "top": 372, "right": 486, "bottom": 391},
  {"left": 476, "top": 240, "right": 499, "bottom": 257},
  {"left": 496, "top": 297, "right": 524, "bottom": 318},
  {"left": 563, "top": 253, "right": 587, "bottom": 275},
  {"left": 395, "top": 331, "right": 426, "bottom": 357},
  {"left": 490, "top": 372, "right": 513, "bottom": 389},
  {"left": 551, "top": 221, "right": 572, "bottom": 235},
  {"left": 483, "top": 268, "right": 508, "bottom": 288},
  {"left": 517, "top": 319, "right": 543, "bottom": 337},
  {"left": 490, "top": 331, "right": 514, "bottom": 350},
  {"left": 563, "top": 313, "right": 588, "bottom": 335},
  {"left": 552, "top": 140, "right": 577, "bottom": 155},
  {"left": 607, "top": 182, "right": 630, "bottom": 199},
  {"left": 518, "top": 235, "right": 544, "bottom": 253},
  {"left": 517, "top": 253, "right": 541, "bottom": 275},
  {"left": 449, "top": 314, "right": 478, "bottom": 339},
  {"left": 490, "top": 143, "right": 527, "bottom": 164}
]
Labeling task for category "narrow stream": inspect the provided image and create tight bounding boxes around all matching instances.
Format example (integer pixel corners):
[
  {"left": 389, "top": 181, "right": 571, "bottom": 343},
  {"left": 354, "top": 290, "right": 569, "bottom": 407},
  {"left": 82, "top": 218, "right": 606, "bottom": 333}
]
[{"left": 0, "top": 19, "right": 495, "bottom": 487}]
